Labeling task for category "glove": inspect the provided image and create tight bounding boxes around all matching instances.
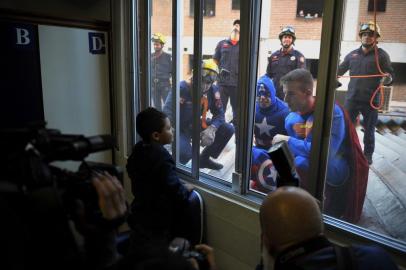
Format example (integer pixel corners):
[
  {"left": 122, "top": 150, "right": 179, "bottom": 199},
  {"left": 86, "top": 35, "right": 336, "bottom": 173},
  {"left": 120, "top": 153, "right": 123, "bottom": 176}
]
[
  {"left": 272, "top": 134, "right": 290, "bottom": 145},
  {"left": 380, "top": 74, "right": 392, "bottom": 86},
  {"left": 200, "top": 125, "right": 217, "bottom": 147}
]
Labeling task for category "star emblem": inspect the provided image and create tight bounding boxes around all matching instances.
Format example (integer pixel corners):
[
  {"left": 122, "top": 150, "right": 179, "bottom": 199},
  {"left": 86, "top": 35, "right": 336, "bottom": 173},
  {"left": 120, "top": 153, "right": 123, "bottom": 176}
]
[{"left": 255, "top": 117, "right": 275, "bottom": 137}]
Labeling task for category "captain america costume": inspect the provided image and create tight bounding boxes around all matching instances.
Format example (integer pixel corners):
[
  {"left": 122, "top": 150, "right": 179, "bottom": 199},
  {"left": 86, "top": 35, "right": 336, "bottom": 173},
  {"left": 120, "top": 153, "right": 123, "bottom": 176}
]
[
  {"left": 250, "top": 146, "right": 278, "bottom": 194},
  {"left": 254, "top": 75, "right": 290, "bottom": 150}
]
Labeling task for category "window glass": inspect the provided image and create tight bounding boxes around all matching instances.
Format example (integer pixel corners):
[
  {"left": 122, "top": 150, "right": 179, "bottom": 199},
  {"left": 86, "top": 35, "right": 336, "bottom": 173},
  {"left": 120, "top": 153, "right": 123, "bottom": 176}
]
[
  {"left": 329, "top": 0, "right": 406, "bottom": 243},
  {"left": 198, "top": 5, "right": 240, "bottom": 182},
  {"left": 249, "top": 0, "right": 323, "bottom": 194},
  {"left": 150, "top": 0, "right": 173, "bottom": 112}
]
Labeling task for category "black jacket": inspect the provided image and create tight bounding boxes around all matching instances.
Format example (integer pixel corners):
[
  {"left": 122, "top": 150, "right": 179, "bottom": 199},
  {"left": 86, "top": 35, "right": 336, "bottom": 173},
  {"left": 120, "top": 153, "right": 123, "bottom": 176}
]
[{"left": 127, "top": 141, "right": 190, "bottom": 233}]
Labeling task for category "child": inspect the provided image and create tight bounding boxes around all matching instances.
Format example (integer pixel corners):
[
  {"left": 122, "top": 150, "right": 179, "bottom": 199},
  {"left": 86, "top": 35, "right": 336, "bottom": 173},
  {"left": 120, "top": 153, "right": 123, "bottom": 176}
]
[{"left": 126, "top": 107, "right": 193, "bottom": 261}]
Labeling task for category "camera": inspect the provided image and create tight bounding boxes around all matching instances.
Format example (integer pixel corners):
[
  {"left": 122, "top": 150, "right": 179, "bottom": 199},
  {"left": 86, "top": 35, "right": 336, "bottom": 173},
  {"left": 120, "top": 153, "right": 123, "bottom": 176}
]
[
  {"left": 169, "top": 237, "right": 209, "bottom": 270},
  {"left": 0, "top": 122, "right": 123, "bottom": 269},
  {"left": 268, "top": 141, "right": 300, "bottom": 187}
]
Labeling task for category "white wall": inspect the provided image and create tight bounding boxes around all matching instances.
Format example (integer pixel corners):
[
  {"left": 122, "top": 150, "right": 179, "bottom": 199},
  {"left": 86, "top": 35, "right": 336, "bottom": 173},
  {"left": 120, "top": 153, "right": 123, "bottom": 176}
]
[{"left": 39, "top": 25, "right": 112, "bottom": 166}]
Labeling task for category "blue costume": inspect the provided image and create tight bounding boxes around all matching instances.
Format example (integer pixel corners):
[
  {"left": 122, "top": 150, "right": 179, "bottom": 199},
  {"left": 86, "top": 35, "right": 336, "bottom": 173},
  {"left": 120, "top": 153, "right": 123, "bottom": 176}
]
[
  {"left": 266, "top": 48, "right": 306, "bottom": 100},
  {"left": 250, "top": 146, "right": 278, "bottom": 194},
  {"left": 254, "top": 75, "right": 289, "bottom": 150},
  {"left": 163, "top": 81, "right": 234, "bottom": 165},
  {"left": 285, "top": 104, "right": 350, "bottom": 187}
]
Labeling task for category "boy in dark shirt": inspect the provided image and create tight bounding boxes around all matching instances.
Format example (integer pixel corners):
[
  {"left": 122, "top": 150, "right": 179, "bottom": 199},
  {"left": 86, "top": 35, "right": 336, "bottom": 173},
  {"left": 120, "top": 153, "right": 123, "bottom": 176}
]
[{"left": 126, "top": 107, "right": 193, "bottom": 261}]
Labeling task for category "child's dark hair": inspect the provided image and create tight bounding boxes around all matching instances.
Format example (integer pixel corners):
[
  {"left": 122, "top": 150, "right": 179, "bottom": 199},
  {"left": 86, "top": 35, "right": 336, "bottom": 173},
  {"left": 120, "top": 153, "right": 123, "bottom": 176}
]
[{"left": 136, "top": 107, "right": 168, "bottom": 142}]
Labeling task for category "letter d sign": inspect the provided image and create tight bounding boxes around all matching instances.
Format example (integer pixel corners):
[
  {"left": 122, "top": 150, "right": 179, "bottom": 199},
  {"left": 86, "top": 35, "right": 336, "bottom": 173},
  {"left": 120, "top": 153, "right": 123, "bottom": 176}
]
[{"left": 88, "top": 32, "right": 106, "bottom": 54}]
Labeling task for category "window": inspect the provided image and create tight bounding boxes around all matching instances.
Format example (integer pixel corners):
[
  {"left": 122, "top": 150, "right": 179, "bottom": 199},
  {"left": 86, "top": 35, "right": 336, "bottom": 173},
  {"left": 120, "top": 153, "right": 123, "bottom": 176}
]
[
  {"left": 296, "top": 0, "right": 323, "bottom": 18},
  {"left": 232, "top": 0, "right": 240, "bottom": 10},
  {"left": 190, "top": 0, "right": 216, "bottom": 17},
  {"left": 368, "top": 0, "right": 386, "bottom": 12},
  {"left": 138, "top": 0, "right": 406, "bottom": 254}
]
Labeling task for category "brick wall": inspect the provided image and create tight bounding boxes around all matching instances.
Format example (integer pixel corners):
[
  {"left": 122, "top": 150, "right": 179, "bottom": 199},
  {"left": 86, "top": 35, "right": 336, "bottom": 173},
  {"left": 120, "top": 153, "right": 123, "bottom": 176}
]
[
  {"left": 358, "top": 0, "right": 406, "bottom": 43},
  {"left": 269, "top": 0, "right": 323, "bottom": 40},
  {"left": 152, "top": 0, "right": 406, "bottom": 43}
]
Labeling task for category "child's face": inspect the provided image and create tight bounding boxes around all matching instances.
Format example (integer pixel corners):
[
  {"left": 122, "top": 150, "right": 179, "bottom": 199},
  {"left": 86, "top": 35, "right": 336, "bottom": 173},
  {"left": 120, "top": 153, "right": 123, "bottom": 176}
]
[{"left": 158, "top": 117, "right": 173, "bottom": 145}]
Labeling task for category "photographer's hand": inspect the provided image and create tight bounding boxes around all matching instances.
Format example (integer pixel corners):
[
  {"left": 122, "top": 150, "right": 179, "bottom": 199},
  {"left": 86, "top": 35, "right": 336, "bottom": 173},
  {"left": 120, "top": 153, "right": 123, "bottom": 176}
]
[
  {"left": 195, "top": 244, "right": 217, "bottom": 270},
  {"left": 92, "top": 172, "right": 127, "bottom": 220}
]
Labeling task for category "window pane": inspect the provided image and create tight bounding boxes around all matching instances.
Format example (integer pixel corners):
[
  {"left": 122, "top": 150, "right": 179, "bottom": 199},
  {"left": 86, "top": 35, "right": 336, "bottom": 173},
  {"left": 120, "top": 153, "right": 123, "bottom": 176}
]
[
  {"left": 198, "top": 5, "right": 240, "bottom": 182},
  {"left": 249, "top": 0, "right": 323, "bottom": 194},
  {"left": 151, "top": 0, "right": 172, "bottom": 112},
  {"left": 330, "top": 0, "right": 406, "bottom": 244}
]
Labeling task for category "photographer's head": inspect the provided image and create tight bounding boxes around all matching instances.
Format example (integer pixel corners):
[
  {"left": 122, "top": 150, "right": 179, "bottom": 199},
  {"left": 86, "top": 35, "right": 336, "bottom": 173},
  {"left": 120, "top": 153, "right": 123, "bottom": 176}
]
[
  {"left": 259, "top": 187, "right": 323, "bottom": 265},
  {"left": 136, "top": 107, "right": 173, "bottom": 144}
]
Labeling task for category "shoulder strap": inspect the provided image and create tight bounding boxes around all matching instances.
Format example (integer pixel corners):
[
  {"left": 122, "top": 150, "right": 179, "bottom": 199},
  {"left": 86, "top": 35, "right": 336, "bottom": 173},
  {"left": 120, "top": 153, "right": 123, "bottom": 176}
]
[{"left": 334, "top": 245, "right": 358, "bottom": 270}]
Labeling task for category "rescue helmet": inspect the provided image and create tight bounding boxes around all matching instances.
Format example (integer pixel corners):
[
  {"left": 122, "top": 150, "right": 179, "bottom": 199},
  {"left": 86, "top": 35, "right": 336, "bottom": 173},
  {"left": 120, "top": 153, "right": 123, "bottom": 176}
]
[
  {"left": 278, "top": 26, "right": 296, "bottom": 42},
  {"left": 202, "top": 59, "right": 219, "bottom": 84},
  {"left": 151, "top": 33, "right": 166, "bottom": 44},
  {"left": 359, "top": 21, "right": 381, "bottom": 38}
]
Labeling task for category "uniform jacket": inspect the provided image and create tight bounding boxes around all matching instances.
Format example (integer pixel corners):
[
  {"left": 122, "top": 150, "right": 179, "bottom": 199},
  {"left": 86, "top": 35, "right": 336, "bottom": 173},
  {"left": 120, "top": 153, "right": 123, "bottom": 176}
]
[
  {"left": 151, "top": 51, "right": 172, "bottom": 83},
  {"left": 164, "top": 80, "right": 226, "bottom": 136},
  {"left": 337, "top": 46, "right": 394, "bottom": 103},
  {"left": 213, "top": 39, "right": 239, "bottom": 87},
  {"left": 266, "top": 48, "right": 306, "bottom": 96}
]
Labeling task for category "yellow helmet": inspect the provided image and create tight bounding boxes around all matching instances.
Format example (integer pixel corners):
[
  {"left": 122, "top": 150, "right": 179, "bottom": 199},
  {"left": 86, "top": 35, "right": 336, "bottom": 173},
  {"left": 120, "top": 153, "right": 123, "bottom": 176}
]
[
  {"left": 359, "top": 21, "right": 381, "bottom": 37},
  {"left": 202, "top": 59, "right": 219, "bottom": 75},
  {"left": 151, "top": 33, "right": 166, "bottom": 44}
]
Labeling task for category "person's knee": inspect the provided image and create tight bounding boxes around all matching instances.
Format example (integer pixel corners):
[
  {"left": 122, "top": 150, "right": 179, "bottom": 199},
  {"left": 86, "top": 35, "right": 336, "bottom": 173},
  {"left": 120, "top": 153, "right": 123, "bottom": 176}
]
[{"left": 216, "top": 123, "right": 234, "bottom": 140}]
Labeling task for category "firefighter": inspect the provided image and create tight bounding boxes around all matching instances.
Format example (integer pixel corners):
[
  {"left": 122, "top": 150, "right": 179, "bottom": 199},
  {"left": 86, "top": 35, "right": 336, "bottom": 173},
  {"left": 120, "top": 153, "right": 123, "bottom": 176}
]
[
  {"left": 151, "top": 33, "right": 172, "bottom": 111},
  {"left": 213, "top": 19, "right": 240, "bottom": 137},
  {"left": 163, "top": 59, "right": 234, "bottom": 170},
  {"left": 266, "top": 26, "right": 306, "bottom": 100},
  {"left": 337, "top": 21, "right": 394, "bottom": 165}
]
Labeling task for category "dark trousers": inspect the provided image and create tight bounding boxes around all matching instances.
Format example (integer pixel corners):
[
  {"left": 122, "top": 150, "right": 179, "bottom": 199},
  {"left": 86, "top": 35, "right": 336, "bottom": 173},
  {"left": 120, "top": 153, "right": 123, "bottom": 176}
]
[
  {"left": 152, "top": 82, "right": 170, "bottom": 111},
  {"left": 179, "top": 123, "right": 234, "bottom": 165},
  {"left": 344, "top": 99, "right": 378, "bottom": 155}
]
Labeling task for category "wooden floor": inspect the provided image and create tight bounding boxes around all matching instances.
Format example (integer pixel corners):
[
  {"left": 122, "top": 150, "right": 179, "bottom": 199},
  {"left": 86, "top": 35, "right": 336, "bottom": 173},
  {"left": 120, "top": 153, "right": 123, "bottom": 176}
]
[{"left": 199, "top": 104, "right": 406, "bottom": 243}]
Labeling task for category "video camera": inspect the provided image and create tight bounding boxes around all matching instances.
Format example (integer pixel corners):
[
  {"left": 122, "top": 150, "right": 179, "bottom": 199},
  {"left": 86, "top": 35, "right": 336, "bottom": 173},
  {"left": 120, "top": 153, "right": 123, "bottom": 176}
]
[
  {"left": 0, "top": 123, "right": 123, "bottom": 269},
  {"left": 169, "top": 237, "right": 209, "bottom": 270},
  {"left": 268, "top": 141, "right": 300, "bottom": 187}
]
